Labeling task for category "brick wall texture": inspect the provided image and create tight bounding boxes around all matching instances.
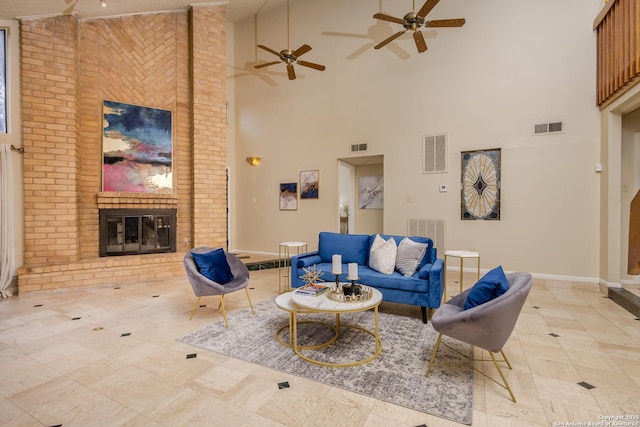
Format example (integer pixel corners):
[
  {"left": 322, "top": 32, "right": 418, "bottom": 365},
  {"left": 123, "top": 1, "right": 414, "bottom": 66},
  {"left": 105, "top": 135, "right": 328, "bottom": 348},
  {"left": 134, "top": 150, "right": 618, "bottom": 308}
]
[{"left": 17, "top": 6, "right": 227, "bottom": 293}]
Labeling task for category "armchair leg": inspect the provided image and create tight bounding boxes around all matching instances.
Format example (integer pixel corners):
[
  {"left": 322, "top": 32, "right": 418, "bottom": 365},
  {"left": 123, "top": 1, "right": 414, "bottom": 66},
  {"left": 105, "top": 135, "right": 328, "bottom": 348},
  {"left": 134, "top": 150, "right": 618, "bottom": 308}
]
[
  {"left": 425, "top": 333, "right": 443, "bottom": 376},
  {"left": 245, "top": 287, "right": 255, "bottom": 314},
  {"left": 219, "top": 295, "right": 228, "bottom": 328},
  {"left": 189, "top": 297, "right": 202, "bottom": 321},
  {"left": 501, "top": 350, "right": 512, "bottom": 369},
  {"left": 489, "top": 351, "right": 516, "bottom": 403}
]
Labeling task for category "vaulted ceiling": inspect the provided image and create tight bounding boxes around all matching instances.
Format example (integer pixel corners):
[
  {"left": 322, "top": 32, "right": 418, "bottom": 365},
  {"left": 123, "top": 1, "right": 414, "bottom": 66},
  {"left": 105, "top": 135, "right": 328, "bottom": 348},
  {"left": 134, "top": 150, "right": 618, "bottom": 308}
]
[{"left": 0, "top": 0, "right": 287, "bottom": 23}]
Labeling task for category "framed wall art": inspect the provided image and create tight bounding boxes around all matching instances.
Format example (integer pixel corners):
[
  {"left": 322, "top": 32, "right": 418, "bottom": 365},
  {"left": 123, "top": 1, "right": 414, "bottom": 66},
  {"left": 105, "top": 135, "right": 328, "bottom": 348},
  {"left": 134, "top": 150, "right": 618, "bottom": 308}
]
[
  {"left": 359, "top": 175, "right": 384, "bottom": 209},
  {"left": 300, "top": 170, "right": 319, "bottom": 199},
  {"left": 279, "top": 183, "right": 298, "bottom": 210},
  {"left": 102, "top": 100, "right": 173, "bottom": 193},
  {"left": 461, "top": 148, "right": 501, "bottom": 220}
]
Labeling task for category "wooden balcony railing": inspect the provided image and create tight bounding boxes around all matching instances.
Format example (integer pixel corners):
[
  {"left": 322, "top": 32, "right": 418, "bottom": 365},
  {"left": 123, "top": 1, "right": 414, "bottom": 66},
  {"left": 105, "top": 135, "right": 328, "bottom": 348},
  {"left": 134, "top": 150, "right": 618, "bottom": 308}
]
[{"left": 594, "top": 0, "right": 640, "bottom": 108}]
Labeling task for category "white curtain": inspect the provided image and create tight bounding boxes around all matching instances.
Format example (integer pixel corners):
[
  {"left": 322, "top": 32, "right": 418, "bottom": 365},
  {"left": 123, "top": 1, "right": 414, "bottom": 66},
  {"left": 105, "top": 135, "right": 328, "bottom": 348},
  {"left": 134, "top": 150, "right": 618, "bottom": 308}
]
[{"left": 0, "top": 144, "right": 15, "bottom": 297}]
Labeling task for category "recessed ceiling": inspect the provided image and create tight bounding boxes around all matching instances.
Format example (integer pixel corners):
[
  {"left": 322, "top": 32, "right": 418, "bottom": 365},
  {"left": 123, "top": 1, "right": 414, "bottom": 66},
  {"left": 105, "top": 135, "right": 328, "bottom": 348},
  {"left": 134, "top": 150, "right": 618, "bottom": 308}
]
[{"left": 0, "top": 0, "right": 287, "bottom": 23}]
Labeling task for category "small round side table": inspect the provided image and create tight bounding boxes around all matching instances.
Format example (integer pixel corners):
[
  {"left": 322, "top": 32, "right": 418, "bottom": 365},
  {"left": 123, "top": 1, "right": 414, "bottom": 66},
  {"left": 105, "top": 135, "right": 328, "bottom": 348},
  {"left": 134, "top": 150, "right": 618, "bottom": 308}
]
[
  {"left": 278, "top": 241, "right": 307, "bottom": 293},
  {"left": 444, "top": 250, "right": 480, "bottom": 301}
]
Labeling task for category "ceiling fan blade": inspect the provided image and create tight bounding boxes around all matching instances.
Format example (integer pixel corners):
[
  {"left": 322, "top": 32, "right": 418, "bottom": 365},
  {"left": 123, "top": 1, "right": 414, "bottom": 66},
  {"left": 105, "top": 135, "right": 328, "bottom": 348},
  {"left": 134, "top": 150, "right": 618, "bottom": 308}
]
[
  {"left": 413, "top": 31, "right": 427, "bottom": 53},
  {"left": 374, "top": 30, "right": 407, "bottom": 50},
  {"left": 292, "top": 44, "right": 312, "bottom": 57},
  {"left": 257, "top": 44, "right": 281, "bottom": 57},
  {"left": 425, "top": 18, "right": 466, "bottom": 28},
  {"left": 416, "top": 0, "right": 441, "bottom": 18},
  {"left": 287, "top": 63, "right": 296, "bottom": 80},
  {"left": 254, "top": 61, "right": 281, "bottom": 69},
  {"left": 373, "top": 13, "right": 406, "bottom": 26},
  {"left": 297, "top": 60, "right": 326, "bottom": 71}
]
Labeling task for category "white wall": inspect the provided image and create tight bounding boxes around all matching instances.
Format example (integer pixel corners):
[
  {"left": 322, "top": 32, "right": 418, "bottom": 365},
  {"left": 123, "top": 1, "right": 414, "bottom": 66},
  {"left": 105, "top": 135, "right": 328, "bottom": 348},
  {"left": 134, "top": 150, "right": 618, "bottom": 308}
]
[{"left": 231, "top": 0, "right": 603, "bottom": 279}]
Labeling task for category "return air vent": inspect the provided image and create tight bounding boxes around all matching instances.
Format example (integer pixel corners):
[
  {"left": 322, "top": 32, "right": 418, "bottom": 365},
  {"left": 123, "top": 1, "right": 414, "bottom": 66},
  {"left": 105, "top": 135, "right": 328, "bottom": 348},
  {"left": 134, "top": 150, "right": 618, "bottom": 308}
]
[
  {"left": 408, "top": 218, "right": 446, "bottom": 252},
  {"left": 533, "top": 121, "right": 563, "bottom": 135},
  {"left": 350, "top": 143, "right": 368, "bottom": 152},
  {"left": 423, "top": 134, "right": 447, "bottom": 173}
]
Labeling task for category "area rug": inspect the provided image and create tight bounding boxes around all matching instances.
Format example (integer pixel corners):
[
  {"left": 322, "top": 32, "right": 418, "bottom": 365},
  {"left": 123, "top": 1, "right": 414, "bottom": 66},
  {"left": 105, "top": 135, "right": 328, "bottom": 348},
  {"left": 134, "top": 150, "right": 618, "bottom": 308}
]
[{"left": 178, "top": 297, "right": 473, "bottom": 425}]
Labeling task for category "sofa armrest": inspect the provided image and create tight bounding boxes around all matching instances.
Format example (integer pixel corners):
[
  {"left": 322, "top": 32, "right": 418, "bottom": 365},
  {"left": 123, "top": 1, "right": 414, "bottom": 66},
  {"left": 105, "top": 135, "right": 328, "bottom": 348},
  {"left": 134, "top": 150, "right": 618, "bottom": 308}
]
[
  {"left": 290, "top": 252, "right": 321, "bottom": 288},
  {"left": 420, "top": 258, "right": 444, "bottom": 308},
  {"left": 292, "top": 252, "right": 321, "bottom": 268}
]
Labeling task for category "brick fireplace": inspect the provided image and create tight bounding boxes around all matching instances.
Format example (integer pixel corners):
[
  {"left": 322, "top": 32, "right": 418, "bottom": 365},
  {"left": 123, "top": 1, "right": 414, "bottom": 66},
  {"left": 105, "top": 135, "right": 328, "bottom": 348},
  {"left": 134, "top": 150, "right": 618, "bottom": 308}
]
[{"left": 17, "top": 7, "right": 228, "bottom": 292}]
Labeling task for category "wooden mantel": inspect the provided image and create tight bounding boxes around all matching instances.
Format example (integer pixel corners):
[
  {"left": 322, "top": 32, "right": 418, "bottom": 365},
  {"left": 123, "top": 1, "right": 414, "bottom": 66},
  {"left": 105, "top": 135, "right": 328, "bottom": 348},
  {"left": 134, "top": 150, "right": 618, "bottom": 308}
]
[{"left": 594, "top": 0, "right": 640, "bottom": 108}]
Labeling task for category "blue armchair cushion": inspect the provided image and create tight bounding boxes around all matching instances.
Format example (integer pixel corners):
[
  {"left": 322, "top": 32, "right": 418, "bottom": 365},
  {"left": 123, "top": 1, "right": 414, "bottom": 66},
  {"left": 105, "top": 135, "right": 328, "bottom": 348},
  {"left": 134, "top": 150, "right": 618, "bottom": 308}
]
[
  {"left": 464, "top": 265, "right": 509, "bottom": 310},
  {"left": 192, "top": 248, "right": 234, "bottom": 284}
]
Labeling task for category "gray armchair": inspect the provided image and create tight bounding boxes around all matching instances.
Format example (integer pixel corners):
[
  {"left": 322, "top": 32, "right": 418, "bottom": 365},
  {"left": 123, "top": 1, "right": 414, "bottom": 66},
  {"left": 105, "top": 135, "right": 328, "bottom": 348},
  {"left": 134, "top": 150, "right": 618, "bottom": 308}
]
[
  {"left": 184, "top": 247, "right": 255, "bottom": 326},
  {"left": 426, "top": 271, "right": 533, "bottom": 402}
]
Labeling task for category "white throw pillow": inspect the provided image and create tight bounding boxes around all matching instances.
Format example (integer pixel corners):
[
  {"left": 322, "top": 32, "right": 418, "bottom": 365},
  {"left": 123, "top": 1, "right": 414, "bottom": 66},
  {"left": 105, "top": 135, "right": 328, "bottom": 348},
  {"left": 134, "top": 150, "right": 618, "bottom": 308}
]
[
  {"left": 369, "top": 234, "right": 397, "bottom": 275},
  {"left": 395, "top": 237, "right": 428, "bottom": 276}
]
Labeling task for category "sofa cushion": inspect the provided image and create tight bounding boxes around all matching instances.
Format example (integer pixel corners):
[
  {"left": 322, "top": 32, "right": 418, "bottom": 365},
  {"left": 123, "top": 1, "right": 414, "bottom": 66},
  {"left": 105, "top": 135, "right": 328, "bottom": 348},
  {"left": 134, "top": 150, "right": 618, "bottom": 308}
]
[
  {"left": 318, "top": 232, "right": 370, "bottom": 265},
  {"left": 304, "top": 263, "right": 430, "bottom": 293},
  {"left": 375, "top": 234, "right": 433, "bottom": 271},
  {"left": 191, "top": 248, "right": 234, "bottom": 284},
  {"left": 464, "top": 265, "right": 509, "bottom": 310},
  {"left": 369, "top": 234, "right": 397, "bottom": 275},
  {"left": 395, "top": 237, "right": 428, "bottom": 277}
]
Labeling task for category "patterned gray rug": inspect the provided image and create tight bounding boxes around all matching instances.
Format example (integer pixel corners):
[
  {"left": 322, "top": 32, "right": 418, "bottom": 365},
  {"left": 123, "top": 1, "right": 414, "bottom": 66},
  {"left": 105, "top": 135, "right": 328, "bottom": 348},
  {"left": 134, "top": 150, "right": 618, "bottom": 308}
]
[{"left": 178, "top": 297, "right": 473, "bottom": 425}]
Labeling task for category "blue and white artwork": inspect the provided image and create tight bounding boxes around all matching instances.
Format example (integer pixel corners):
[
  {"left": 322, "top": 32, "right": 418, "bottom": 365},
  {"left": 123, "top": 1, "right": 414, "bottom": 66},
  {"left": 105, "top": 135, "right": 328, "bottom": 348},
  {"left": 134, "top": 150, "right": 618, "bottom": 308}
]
[{"left": 300, "top": 170, "right": 319, "bottom": 199}]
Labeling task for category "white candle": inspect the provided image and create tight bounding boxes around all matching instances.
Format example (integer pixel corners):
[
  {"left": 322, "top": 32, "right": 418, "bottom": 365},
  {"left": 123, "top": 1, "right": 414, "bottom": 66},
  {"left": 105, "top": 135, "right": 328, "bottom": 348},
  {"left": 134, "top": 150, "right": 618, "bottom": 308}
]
[
  {"left": 332, "top": 254, "right": 342, "bottom": 274},
  {"left": 348, "top": 263, "right": 359, "bottom": 280}
]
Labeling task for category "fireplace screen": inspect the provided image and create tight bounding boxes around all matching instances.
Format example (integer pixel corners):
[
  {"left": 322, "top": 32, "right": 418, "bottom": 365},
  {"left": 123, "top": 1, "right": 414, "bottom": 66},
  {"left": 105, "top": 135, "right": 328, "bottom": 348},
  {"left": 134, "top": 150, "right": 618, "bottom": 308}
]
[{"left": 99, "top": 209, "right": 176, "bottom": 256}]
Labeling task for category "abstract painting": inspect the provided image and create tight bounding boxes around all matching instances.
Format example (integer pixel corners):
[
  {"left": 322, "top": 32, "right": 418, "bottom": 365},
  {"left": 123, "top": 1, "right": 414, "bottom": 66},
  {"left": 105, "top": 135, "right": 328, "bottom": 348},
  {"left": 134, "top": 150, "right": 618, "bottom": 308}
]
[
  {"left": 300, "top": 170, "right": 319, "bottom": 199},
  {"left": 359, "top": 176, "right": 384, "bottom": 209},
  {"left": 280, "top": 183, "right": 298, "bottom": 210},
  {"left": 102, "top": 100, "right": 173, "bottom": 193}
]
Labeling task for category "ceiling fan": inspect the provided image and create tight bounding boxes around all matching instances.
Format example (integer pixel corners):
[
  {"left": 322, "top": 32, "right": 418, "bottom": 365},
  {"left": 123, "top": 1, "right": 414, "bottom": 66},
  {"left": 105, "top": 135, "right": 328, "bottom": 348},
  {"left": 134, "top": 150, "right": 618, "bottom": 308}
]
[
  {"left": 254, "top": 0, "right": 326, "bottom": 80},
  {"left": 373, "top": 0, "right": 465, "bottom": 53}
]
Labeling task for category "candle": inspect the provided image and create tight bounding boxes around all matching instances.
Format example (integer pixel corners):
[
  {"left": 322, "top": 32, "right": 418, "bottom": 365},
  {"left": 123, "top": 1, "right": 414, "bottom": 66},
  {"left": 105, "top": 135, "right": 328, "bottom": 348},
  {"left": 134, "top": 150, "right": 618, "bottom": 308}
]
[
  {"left": 332, "top": 254, "right": 342, "bottom": 274},
  {"left": 348, "top": 263, "right": 359, "bottom": 280}
]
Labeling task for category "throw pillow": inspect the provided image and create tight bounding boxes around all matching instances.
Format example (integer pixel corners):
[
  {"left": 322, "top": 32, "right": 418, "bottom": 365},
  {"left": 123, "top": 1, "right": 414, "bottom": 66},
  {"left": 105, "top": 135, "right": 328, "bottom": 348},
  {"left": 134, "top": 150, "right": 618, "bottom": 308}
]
[
  {"left": 395, "top": 237, "right": 428, "bottom": 276},
  {"left": 192, "top": 248, "right": 234, "bottom": 284},
  {"left": 463, "top": 265, "right": 509, "bottom": 310},
  {"left": 369, "top": 234, "right": 397, "bottom": 275}
]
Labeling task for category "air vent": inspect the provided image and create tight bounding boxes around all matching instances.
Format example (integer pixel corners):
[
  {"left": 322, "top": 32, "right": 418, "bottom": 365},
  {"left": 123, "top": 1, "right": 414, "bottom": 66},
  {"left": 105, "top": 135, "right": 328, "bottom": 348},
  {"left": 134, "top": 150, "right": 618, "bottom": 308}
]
[
  {"left": 350, "top": 143, "right": 368, "bottom": 152},
  {"left": 533, "top": 121, "right": 563, "bottom": 135},
  {"left": 408, "top": 218, "right": 446, "bottom": 252},
  {"left": 423, "top": 134, "right": 447, "bottom": 173}
]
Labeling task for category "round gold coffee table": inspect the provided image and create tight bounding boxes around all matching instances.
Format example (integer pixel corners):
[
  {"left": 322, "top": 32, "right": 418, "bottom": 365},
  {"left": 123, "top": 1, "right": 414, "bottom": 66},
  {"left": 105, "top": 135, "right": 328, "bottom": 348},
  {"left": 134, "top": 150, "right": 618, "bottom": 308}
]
[
  {"left": 291, "top": 287, "right": 383, "bottom": 367},
  {"left": 274, "top": 291, "right": 338, "bottom": 349}
]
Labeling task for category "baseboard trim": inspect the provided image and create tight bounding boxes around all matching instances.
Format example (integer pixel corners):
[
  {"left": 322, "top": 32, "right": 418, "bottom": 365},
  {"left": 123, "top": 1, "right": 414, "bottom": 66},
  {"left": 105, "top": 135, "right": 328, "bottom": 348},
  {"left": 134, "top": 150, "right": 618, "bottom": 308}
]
[{"left": 448, "top": 266, "right": 600, "bottom": 285}]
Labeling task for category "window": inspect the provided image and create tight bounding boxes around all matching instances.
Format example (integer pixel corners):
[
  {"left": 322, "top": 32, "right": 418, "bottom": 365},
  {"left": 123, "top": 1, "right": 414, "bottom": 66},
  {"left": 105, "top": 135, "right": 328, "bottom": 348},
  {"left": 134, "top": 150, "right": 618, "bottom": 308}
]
[{"left": 0, "top": 29, "right": 6, "bottom": 133}]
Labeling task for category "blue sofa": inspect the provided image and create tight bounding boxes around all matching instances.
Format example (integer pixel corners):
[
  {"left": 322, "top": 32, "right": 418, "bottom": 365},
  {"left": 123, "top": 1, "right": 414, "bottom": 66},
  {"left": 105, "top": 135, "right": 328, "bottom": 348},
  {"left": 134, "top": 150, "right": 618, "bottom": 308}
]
[{"left": 290, "top": 231, "right": 444, "bottom": 323}]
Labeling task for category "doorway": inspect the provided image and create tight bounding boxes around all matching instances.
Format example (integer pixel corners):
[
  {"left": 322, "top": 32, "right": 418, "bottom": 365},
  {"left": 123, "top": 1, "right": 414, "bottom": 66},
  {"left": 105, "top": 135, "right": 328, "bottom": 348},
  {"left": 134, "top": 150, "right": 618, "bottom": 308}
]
[{"left": 338, "top": 155, "right": 384, "bottom": 235}]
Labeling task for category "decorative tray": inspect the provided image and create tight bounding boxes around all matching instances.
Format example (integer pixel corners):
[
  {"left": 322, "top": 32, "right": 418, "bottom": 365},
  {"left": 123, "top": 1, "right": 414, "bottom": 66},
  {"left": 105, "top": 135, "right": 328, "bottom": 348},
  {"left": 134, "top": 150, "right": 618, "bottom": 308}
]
[{"left": 326, "top": 284, "right": 373, "bottom": 303}]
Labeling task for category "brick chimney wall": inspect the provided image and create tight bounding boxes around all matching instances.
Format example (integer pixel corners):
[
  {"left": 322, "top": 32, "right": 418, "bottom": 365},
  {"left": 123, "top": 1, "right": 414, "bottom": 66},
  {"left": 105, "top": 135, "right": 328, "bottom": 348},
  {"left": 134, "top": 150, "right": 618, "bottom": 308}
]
[{"left": 17, "top": 6, "right": 227, "bottom": 292}]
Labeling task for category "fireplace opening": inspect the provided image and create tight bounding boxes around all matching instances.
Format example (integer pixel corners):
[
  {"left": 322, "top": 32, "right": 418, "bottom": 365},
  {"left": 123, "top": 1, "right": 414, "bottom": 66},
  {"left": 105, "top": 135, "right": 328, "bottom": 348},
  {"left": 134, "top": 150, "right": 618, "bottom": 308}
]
[{"left": 99, "top": 208, "right": 176, "bottom": 256}]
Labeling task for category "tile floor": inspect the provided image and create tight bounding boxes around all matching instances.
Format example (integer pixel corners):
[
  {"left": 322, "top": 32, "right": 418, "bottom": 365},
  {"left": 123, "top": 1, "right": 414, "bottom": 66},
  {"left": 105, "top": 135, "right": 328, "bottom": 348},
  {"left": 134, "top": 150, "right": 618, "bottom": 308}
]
[{"left": 1, "top": 267, "right": 639, "bottom": 427}]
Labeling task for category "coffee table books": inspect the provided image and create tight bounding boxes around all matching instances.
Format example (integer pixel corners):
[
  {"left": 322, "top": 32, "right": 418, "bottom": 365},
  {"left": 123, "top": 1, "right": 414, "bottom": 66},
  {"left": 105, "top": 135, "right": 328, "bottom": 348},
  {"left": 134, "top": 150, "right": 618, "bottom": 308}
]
[{"left": 294, "top": 283, "right": 330, "bottom": 296}]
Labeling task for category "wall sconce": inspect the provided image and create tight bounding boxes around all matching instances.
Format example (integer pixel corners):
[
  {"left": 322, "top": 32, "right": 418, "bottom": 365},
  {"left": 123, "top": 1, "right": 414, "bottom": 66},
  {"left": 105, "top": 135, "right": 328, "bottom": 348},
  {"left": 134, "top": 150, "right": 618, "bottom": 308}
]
[
  {"left": 100, "top": 0, "right": 108, "bottom": 7},
  {"left": 246, "top": 157, "right": 262, "bottom": 166}
]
